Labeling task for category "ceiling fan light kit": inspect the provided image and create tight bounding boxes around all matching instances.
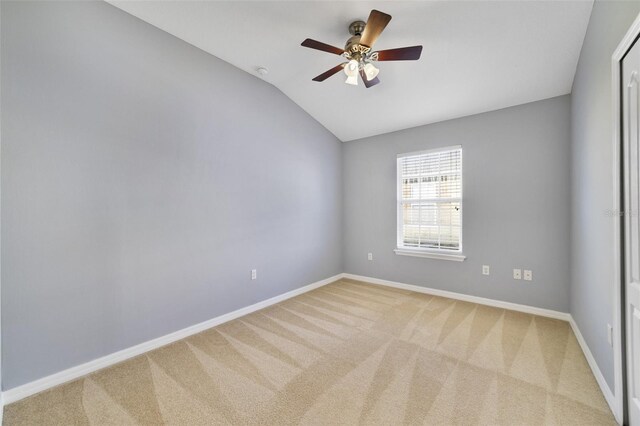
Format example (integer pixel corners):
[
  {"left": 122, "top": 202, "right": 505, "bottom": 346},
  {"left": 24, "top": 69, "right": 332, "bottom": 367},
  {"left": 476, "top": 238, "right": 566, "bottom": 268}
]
[{"left": 301, "top": 9, "right": 423, "bottom": 88}]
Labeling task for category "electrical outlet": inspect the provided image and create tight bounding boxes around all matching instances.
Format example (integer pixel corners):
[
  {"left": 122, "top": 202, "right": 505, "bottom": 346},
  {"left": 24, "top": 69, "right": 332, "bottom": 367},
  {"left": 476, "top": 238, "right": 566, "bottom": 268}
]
[
  {"left": 251, "top": 269, "right": 257, "bottom": 280},
  {"left": 513, "top": 269, "right": 522, "bottom": 280},
  {"left": 482, "top": 265, "right": 490, "bottom": 275},
  {"left": 368, "top": 253, "right": 373, "bottom": 261},
  {"left": 607, "top": 324, "right": 613, "bottom": 347},
  {"left": 524, "top": 270, "right": 532, "bottom": 281}
]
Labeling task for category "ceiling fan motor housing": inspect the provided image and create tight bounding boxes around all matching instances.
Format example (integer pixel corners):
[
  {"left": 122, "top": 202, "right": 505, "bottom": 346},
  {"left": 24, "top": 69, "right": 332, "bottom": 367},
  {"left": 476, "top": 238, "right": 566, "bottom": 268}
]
[
  {"left": 344, "top": 35, "right": 362, "bottom": 55},
  {"left": 345, "top": 21, "right": 372, "bottom": 61}
]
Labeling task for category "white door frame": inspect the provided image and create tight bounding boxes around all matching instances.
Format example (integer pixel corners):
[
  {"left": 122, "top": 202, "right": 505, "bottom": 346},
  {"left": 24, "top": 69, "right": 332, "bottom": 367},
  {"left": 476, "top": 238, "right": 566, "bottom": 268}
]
[{"left": 613, "top": 11, "right": 640, "bottom": 425}]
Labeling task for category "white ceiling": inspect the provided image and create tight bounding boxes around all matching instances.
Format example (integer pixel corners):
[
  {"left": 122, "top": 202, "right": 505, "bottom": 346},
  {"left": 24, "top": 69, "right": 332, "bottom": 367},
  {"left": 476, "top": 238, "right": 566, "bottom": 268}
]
[{"left": 108, "top": 1, "right": 593, "bottom": 142}]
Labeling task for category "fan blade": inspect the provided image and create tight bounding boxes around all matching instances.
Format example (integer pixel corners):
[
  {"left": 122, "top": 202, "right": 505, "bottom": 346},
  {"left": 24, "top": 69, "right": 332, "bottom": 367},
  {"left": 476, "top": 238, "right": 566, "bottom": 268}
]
[
  {"left": 301, "top": 38, "right": 345, "bottom": 56},
  {"left": 375, "top": 45, "right": 423, "bottom": 61},
  {"left": 360, "top": 69, "right": 380, "bottom": 88},
  {"left": 312, "top": 63, "right": 346, "bottom": 82},
  {"left": 359, "top": 10, "right": 392, "bottom": 48}
]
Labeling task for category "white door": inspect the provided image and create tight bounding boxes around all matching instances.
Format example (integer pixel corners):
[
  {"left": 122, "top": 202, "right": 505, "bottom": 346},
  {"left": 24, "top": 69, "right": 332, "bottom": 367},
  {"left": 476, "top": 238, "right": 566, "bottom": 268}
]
[{"left": 624, "top": 38, "right": 640, "bottom": 426}]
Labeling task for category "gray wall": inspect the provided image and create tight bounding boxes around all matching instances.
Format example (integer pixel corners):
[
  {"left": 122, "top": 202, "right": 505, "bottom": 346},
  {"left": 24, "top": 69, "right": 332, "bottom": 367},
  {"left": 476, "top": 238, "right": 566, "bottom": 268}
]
[
  {"left": 570, "top": 0, "right": 640, "bottom": 392},
  {"left": 343, "top": 95, "right": 571, "bottom": 312},
  {"left": 0, "top": 1, "right": 342, "bottom": 389}
]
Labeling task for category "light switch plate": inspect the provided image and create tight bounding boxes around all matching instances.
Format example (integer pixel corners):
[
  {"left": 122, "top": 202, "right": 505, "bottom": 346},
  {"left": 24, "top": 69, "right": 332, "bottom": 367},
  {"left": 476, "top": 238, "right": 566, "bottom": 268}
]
[
  {"left": 513, "top": 269, "right": 522, "bottom": 280},
  {"left": 524, "top": 270, "right": 532, "bottom": 281},
  {"left": 482, "top": 265, "right": 490, "bottom": 275}
]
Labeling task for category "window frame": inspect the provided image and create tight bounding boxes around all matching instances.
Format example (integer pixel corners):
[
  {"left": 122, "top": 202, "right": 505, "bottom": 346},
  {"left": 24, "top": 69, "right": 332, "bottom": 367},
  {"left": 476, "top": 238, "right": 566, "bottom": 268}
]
[{"left": 394, "top": 145, "right": 466, "bottom": 262}]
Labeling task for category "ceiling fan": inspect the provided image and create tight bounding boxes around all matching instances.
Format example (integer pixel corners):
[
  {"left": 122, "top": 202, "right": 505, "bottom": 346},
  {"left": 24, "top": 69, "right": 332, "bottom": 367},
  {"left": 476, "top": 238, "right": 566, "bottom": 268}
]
[{"left": 301, "top": 9, "right": 423, "bottom": 88}]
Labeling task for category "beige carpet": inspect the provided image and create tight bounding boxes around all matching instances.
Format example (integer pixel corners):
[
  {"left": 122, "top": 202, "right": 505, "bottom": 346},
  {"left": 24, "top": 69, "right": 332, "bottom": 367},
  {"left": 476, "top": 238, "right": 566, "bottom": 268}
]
[{"left": 4, "top": 279, "right": 615, "bottom": 425}]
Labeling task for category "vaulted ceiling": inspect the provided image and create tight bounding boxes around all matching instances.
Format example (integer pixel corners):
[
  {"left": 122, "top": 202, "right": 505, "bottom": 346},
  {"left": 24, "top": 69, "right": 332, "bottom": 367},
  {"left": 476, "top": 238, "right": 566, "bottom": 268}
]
[{"left": 108, "top": 1, "right": 593, "bottom": 142}]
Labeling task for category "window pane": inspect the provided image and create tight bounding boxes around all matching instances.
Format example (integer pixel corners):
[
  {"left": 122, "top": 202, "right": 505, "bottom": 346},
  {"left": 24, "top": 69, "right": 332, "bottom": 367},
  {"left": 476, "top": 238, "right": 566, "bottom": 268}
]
[
  {"left": 399, "top": 150, "right": 461, "bottom": 201},
  {"left": 401, "top": 202, "right": 460, "bottom": 250}
]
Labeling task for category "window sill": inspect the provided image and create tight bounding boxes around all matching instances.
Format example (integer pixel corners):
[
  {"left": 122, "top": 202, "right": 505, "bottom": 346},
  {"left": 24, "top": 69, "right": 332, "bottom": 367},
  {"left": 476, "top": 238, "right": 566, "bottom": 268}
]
[{"left": 394, "top": 248, "right": 466, "bottom": 262}]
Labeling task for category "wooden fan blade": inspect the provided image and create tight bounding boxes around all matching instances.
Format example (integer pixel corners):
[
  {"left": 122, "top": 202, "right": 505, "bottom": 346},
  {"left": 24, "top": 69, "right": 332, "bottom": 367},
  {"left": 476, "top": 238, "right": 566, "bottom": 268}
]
[
  {"left": 301, "top": 38, "right": 345, "bottom": 56},
  {"left": 360, "top": 69, "right": 380, "bottom": 88},
  {"left": 359, "top": 10, "right": 392, "bottom": 48},
  {"left": 312, "top": 63, "right": 346, "bottom": 82},
  {"left": 375, "top": 45, "right": 423, "bottom": 61}
]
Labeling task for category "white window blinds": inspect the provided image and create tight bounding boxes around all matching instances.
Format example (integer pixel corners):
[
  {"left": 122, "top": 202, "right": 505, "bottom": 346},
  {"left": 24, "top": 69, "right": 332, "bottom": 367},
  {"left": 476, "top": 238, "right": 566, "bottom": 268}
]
[{"left": 397, "top": 146, "right": 462, "bottom": 252}]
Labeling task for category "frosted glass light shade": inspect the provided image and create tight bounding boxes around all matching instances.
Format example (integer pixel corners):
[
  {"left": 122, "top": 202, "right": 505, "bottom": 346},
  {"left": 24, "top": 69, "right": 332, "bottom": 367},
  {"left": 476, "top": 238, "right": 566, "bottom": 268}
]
[
  {"left": 363, "top": 63, "right": 379, "bottom": 81},
  {"left": 345, "top": 74, "right": 358, "bottom": 85},
  {"left": 344, "top": 60, "right": 359, "bottom": 77}
]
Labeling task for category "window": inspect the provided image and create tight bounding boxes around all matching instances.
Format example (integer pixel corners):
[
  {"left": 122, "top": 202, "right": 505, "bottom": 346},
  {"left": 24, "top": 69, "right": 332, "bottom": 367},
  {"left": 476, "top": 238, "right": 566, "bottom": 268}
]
[{"left": 395, "top": 146, "right": 465, "bottom": 261}]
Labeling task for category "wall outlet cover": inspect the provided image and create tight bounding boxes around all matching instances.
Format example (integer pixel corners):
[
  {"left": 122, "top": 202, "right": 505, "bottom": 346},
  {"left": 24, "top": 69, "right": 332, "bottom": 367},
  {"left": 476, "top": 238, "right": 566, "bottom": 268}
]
[
  {"left": 513, "top": 269, "right": 522, "bottom": 280},
  {"left": 482, "top": 265, "right": 490, "bottom": 275},
  {"left": 524, "top": 270, "right": 532, "bottom": 281},
  {"left": 368, "top": 253, "right": 373, "bottom": 261},
  {"left": 251, "top": 269, "right": 257, "bottom": 280}
]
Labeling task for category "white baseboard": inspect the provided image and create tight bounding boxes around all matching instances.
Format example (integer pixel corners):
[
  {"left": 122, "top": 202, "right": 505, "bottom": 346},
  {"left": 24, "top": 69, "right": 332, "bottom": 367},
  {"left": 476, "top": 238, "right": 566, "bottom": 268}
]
[
  {"left": 2, "top": 273, "right": 342, "bottom": 405},
  {"left": 342, "top": 273, "right": 571, "bottom": 321},
  {"left": 568, "top": 317, "right": 620, "bottom": 424}
]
